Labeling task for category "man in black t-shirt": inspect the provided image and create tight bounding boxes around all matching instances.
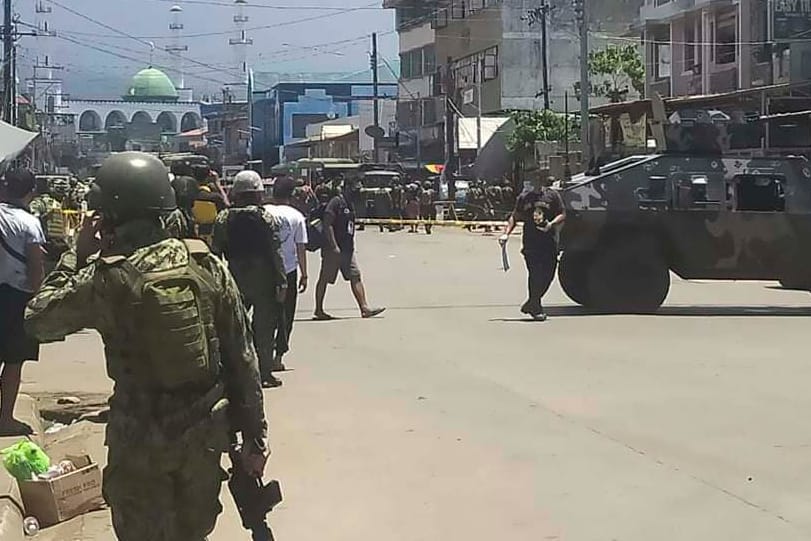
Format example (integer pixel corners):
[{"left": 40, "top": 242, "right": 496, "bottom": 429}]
[
  {"left": 500, "top": 174, "right": 566, "bottom": 321},
  {"left": 314, "top": 179, "right": 385, "bottom": 320}
]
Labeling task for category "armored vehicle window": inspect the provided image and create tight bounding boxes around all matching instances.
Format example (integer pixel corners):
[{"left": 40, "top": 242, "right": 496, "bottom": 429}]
[
  {"left": 673, "top": 174, "right": 721, "bottom": 210},
  {"left": 732, "top": 175, "right": 786, "bottom": 212}
]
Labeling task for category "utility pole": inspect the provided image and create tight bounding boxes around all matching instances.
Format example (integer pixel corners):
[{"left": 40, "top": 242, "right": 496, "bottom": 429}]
[
  {"left": 444, "top": 56, "right": 457, "bottom": 200},
  {"left": 371, "top": 32, "right": 380, "bottom": 163},
  {"left": 416, "top": 95, "right": 422, "bottom": 170},
  {"left": 522, "top": 1, "right": 551, "bottom": 110},
  {"left": 3, "top": 0, "right": 13, "bottom": 123},
  {"left": 575, "top": 0, "right": 590, "bottom": 166},
  {"left": 476, "top": 55, "right": 483, "bottom": 156}
]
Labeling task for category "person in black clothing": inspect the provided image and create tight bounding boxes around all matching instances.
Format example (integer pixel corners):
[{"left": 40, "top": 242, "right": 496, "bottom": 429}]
[
  {"left": 313, "top": 179, "right": 385, "bottom": 320},
  {"left": 500, "top": 174, "right": 566, "bottom": 321}
]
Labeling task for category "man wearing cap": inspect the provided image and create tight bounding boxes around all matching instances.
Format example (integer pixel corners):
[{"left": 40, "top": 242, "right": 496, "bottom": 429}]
[
  {"left": 313, "top": 178, "right": 385, "bottom": 320},
  {"left": 212, "top": 170, "right": 288, "bottom": 388}
]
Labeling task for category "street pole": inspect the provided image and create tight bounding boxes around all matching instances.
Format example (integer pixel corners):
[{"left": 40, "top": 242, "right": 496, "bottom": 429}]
[
  {"left": 540, "top": 0, "right": 550, "bottom": 110},
  {"left": 564, "top": 90, "right": 571, "bottom": 181},
  {"left": 577, "top": 0, "right": 590, "bottom": 166},
  {"left": 444, "top": 56, "right": 457, "bottom": 200},
  {"left": 371, "top": 32, "right": 380, "bottom": 163},
  {"left": 3, "top": 0, "right": 13, "bottom": 123},
  {"left": 416, "top": 95, "right": 422, "bottom": 170},
  {"left": 476, "top": 56, "right": 483, "bottom": 156}
]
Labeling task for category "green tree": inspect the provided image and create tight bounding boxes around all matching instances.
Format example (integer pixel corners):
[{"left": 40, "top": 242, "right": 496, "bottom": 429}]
[
  {"left": 507, "top": 110, "right": 578, "bottom": 156},
  {"left": 507, "top": 110, "right": 579, "bottom": 177},
  {"left": 576, "top": 44, "right": 644, "bottom": 103}
]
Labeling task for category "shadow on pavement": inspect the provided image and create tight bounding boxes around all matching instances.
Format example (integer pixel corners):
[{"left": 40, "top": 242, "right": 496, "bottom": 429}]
[{"left": 532, "top": 305, "right": 811, "bottom": 318}]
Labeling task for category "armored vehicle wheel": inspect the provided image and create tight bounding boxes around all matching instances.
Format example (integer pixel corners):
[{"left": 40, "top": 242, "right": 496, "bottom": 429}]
[
  {"left": 558, "top": 251, "right": 592, "bottom": 306},
  {"left": 586, "top": 241, "right": 670, "bottom": 313}
]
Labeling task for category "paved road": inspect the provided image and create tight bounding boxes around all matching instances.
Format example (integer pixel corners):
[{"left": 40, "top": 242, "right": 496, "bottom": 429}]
[{"left": 22, "top": 229, "right": 811, "bottom": 540}]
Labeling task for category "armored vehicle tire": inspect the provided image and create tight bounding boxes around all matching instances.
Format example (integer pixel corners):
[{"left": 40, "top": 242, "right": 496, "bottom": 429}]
[
  {"left": 558, "top": 251, "right": 592, "bottom": 306},
  {"left": 586, "top": 241, "right": 670, "bottom": 313}
]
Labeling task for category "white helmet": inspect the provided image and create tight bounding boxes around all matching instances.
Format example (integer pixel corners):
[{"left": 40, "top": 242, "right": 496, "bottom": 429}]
[{"left": 231, "top": 170, "right": 263, "bottom": 195}]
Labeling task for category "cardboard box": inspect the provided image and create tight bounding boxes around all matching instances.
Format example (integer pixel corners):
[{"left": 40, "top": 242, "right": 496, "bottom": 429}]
[{"left": 19, "top": 454, "right": 104, "bottom": 527}]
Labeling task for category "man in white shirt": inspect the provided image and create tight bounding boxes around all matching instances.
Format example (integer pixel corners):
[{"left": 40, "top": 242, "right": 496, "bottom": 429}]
[
  {"left": 265, "top": 176, "right": 308, "bottom": 372},
  {"left": 0, "top": 169, "right": 45, "bottom": 435}
]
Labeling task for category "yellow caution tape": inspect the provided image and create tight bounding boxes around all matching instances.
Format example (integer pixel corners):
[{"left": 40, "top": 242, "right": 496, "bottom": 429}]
[{"left": 357, "top": 218, "right": 510, "bottom": 228}]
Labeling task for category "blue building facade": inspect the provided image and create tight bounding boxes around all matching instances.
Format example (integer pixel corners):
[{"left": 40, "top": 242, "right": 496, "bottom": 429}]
[{"left": 252, "top": 82, "right": 398, "bottom": 166}]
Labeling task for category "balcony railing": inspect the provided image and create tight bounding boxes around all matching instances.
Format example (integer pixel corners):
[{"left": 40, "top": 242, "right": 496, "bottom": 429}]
[
  {"left": 649, "top": 78, "right": 671, "bottom": 98},
  {"left": 710, "top": 66, "right": 737, "bottom": 93}
]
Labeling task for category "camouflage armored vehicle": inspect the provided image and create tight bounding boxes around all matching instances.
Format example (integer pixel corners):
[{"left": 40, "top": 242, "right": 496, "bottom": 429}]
[{"left": 557, "top": 154, "right": 811, "bottom": 312}]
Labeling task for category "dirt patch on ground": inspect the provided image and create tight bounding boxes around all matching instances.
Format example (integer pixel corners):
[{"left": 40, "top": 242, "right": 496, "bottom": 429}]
[{"left": 31, "top": 392, "right": 110, "bottom": 426}]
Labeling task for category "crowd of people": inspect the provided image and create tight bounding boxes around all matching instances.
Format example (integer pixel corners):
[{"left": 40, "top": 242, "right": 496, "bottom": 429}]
[{"left": 0, "top": 151, "right": 563, "bottom": 540}]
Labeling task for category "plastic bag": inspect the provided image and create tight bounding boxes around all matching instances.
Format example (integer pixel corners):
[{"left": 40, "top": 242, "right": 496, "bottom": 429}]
[{"left": 1, "top": 440, "right": 50, "bottom": 481}]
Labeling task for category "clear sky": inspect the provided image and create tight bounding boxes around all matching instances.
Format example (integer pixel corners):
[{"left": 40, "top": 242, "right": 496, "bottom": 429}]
[{"left": 15, "top": 0, "right": 397, "bottom": 98}]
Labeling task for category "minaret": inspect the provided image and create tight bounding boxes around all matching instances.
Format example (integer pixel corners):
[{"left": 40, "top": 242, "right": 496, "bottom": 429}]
[
  {"left": 166, "top": 3, "right": 192, "bottom": 102},
  {"left": 30, "top": 0, "right": 64, "bottom": 112},
  {"left": 228, "top": 0, "right": 252, "bottom": 101}
]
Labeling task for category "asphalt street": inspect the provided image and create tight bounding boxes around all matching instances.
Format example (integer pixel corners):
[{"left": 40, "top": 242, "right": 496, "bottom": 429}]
[{"left": 21, "top": 228, "right": 811, "bottom": 540}]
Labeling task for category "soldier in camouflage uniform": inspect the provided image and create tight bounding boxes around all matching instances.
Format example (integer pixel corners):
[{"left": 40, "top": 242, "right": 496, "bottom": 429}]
[
  {"left": 29, "top": 177, "right": 70, "bottom": 272},
  {"left": 25, "top": 153, "right": 268, "bottom": 541},
  {"left": 212, "top": 170, "right": 288, "bottom": 389}
]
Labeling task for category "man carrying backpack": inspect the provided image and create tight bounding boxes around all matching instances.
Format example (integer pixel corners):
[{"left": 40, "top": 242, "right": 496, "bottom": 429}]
[
  {"left": 212, "top": 170, "right": 288, "bottom": 388},
  {"left": 25, "top": 152, "right": 268, "bottom": 541}
]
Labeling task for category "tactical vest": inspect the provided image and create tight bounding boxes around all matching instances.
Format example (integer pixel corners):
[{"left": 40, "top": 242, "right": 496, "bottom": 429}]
[
  {"left": 96, "top": 239, "right": 220, "bottom": 392},
  {"left": 224, "top": 207, "right": 276, "bottom": 261}
]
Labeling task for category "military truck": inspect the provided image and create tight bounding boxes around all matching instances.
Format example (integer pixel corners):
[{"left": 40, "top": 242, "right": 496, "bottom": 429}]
[
  {"left": 557, "top": 154, "right": 811, "bottom": 313},
  {"left": 354, "top": 169, "right": 402, "bottom": 223}
]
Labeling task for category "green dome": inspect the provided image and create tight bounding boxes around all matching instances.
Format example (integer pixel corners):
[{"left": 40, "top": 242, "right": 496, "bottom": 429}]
[{"left": 124, "top": 67, "right": 178, "bottom": 102}]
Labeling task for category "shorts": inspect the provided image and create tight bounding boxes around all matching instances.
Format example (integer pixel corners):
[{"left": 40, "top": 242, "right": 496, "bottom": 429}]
[
  {"left": 319, "top": 251, "right": 362, "bottom": 285},
  {"left": 0, "top": 284, "right": 39, "bottom": 364}
]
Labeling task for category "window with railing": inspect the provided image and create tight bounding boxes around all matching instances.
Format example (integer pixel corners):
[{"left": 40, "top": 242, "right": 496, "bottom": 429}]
[
  {"left": 714, "top": 10, "right": 737, "bottom": 65},
  {"left": 451, "top": 0, "right": 466, "bottom": 19},
  {"left": 396, "top": 3, "right": 436, "bottom": 30},
  {"left": 400, "top": 45, "right": 437, "bottom": 81}
]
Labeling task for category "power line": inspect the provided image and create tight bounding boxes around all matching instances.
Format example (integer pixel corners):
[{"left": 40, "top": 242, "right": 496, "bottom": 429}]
[
  {"left": 47, "top": 1, "right": 383, "bottom": 40},
  {"left": 150, "top": 0, "right": 384, "bottom": 10},
  {"left": 46, "top": 0, "right": 246, "bottom": 83}
]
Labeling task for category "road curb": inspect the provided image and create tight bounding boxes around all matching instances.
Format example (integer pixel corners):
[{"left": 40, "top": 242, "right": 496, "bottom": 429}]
[{"left": 0, "top": 394, "right": 46, "bottom": 541}]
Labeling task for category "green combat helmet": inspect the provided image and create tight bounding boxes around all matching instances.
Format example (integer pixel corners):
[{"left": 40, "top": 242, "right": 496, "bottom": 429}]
[{"left": 90, "top": 152, "right": 176, "bottom": 224}]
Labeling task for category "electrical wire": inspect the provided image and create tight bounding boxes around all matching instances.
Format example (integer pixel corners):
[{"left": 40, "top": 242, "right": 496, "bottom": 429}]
[
  {"left": 149, "top": 0, "right": 384, "bottom": 10},
  {"left": 45, "top": 0, "right": 247, "bottom": 83}
]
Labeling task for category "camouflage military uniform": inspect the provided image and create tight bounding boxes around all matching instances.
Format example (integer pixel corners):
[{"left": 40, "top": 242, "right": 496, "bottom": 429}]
[
  {"left": 165, "top": 207, "right": 195, "bottom": 239},
  {"left": 28, "top": 193, "right": 70, "bottom": 271},
  {"left": 25, "top": 221, "right": 266, "bottom": 541},
  {"left": 211, "top": 207, "right": 288, "bottom": 380}
]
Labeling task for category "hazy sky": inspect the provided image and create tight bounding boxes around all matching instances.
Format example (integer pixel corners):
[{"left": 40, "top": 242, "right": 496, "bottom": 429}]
[{"left": 15, "top": 0, "right": 397, "bottom": 98}]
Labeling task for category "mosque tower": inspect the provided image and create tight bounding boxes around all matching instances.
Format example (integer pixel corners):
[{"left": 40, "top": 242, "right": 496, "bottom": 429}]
[
  {"left": 30, "top": 0, "right": 64, "bottom": 112},
  {"left": 228, "top": 0, "right": 252, "bottom": 101},
  {"left": 166, "top": 2, "right": 193, "bottom": 102}
]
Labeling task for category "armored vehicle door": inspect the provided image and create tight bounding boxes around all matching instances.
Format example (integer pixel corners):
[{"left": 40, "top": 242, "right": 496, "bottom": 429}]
[{"left": 664, "top": 160, "right": 797, "bottom": 280}]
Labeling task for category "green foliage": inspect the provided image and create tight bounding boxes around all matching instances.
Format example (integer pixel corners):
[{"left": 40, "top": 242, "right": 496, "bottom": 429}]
[
  {"left": 507, "top": 110, "right": 579, "bottom": 157},
  {"left": 575, "top": 44, "right": 644, "bottom": 103}
]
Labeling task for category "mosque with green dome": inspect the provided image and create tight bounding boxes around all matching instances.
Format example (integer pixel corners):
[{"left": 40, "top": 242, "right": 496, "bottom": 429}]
[{"left": 62, "top": 65, "right": 204, "bottom": 152}]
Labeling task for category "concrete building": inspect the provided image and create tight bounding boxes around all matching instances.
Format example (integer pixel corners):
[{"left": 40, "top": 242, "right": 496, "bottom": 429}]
[
  {"left": 639, "top": 0, "right": 785, "bottom": 98},
  {"left": 251, "top": 82, "right": 398, "bottom": 166},
  {"left": 385, "top": 0, "right": 643, "bottom": 164},
  {"left": 384, "top": 0, "right": 443, "bottom": 162}
]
